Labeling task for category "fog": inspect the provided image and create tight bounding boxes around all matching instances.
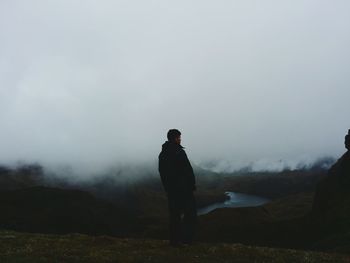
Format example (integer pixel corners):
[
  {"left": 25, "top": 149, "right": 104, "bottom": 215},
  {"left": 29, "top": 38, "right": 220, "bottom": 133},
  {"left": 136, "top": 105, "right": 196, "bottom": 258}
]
[{"left": 1, "top": 1, "right": 349, "bottom": 175}]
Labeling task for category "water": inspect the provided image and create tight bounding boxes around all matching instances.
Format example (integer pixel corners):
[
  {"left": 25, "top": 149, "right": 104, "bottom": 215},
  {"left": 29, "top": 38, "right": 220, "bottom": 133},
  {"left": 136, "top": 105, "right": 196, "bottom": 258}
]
[{"left": 197, "top": 191, "right": 270, "bottom": 215}]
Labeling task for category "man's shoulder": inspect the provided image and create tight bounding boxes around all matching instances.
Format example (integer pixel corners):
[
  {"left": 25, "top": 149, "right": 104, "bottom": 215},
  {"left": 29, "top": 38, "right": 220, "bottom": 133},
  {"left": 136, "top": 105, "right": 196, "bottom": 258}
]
[
  {"left": 159, "top": 144, "right": 187, "bottom": 158},
  {"left": 176, "top": 148, "right": 188, "bottom": 159}
]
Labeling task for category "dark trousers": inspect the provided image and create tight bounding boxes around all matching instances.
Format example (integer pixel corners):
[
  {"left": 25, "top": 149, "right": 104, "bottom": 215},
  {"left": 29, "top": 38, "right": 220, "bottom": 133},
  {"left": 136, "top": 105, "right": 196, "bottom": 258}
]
[{"left": 167, "top": 191, "right": 198, "bottom": 244}]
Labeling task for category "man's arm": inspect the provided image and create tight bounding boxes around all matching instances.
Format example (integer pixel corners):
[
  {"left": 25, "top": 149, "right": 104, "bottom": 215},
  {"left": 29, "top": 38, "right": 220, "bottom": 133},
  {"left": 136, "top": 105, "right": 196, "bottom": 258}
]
[
  {"left": 158, "top": 153, "right": 170, "bottom": 192},
  {"left": 179, "top": 150, "right": 196, "bottom": 191}
]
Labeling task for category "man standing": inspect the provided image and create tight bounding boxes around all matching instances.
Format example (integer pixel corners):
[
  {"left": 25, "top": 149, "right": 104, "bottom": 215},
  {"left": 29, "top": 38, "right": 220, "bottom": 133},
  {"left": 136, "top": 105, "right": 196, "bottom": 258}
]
[{"left": 158, "top": 129, "right": 198, "bottom": 246}]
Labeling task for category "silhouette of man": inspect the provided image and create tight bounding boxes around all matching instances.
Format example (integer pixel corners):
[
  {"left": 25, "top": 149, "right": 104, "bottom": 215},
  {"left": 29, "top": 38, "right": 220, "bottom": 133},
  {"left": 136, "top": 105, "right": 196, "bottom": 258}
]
[
  {"left": 345, "top": 130, "right": 350, "bottom": 151},
  {"left": 158, "top": 129, "right": 198, "bottom": 246},
  {"left": 335, "top": 130, "right": 350, "bottom": 177},
  {"left": 313, "top": 129, "right": 350, "bottom": 212},
  {"left": 328, "top": 130, "right": 350, "bottom": 178}
]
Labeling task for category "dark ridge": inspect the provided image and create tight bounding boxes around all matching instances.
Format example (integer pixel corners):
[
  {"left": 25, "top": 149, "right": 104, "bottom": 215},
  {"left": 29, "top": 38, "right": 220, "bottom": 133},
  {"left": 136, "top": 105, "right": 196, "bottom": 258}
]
[{"left": 0, "top": 186, "right": 139, "bottom": 237}]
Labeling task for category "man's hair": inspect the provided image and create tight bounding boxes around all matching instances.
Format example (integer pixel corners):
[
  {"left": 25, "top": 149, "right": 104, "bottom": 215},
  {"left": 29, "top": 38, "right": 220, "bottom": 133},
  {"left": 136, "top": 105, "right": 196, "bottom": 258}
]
[{"left": 167, "top": 129, "right": 181, "bottom": 142}]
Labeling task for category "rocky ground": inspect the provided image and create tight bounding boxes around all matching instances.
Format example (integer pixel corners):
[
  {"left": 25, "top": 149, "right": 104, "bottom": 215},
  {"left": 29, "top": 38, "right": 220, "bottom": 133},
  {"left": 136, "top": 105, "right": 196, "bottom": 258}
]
[{"left": 0, "top": 229, "right": 348, "bottom": 263}]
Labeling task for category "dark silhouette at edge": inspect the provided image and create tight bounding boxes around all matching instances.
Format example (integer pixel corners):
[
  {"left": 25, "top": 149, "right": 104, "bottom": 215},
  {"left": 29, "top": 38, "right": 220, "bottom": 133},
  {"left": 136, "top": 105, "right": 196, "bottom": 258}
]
[
  {"left": 313, "top": 129, "right": 350, "bottom": 214},
  {"left": 308, "top": 129, "right": 350, "bottom": 249}
]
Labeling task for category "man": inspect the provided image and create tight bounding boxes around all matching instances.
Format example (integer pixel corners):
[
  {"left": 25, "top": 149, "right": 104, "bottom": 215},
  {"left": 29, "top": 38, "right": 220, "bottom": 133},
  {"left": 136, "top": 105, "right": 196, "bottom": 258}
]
[
  {"left": 312, "top": 129, "right": 350, "bottom": 213},
  {"left": 158, "top": 129, "right": 198, "bottom": 246},
  {"left": 328, "top": 129, "right": 350, "bottom": 179}
]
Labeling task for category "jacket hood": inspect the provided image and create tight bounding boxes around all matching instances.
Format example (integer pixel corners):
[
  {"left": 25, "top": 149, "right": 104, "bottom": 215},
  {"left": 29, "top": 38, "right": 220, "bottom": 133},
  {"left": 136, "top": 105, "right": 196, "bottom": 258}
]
[{"left": 161, "top": 141, "right": 184, "bottom": 151}]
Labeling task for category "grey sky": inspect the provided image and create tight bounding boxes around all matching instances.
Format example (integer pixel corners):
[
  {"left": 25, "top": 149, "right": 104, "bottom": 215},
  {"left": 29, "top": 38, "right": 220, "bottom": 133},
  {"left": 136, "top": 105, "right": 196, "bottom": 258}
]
[{"left": 0, "top": 0, "right": 349, "bottom": 173}]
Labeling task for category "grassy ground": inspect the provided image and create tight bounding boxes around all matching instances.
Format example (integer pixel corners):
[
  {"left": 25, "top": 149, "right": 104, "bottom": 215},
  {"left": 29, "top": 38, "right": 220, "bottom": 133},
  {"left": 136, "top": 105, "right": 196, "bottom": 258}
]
[{"left": 0, "top": 230, "right": 348, "bottom": 263}]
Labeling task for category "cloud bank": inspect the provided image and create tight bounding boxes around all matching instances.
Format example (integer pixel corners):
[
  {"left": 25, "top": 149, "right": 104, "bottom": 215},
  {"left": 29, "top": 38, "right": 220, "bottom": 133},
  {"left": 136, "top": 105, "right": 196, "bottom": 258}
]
[{"left": 0, "top": 0, "right": 349, "bottom": 174}]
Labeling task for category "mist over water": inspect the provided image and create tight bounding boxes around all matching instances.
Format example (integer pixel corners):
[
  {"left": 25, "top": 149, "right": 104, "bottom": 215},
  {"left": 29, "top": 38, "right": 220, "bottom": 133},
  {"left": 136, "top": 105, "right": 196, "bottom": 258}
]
[{"left": 1, "top": 1, "right": 349, "bottom": 176}]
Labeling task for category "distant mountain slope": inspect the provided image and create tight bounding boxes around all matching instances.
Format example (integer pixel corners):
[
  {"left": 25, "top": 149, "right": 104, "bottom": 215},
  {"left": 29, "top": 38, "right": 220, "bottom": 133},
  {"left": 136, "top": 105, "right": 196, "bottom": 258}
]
[
  {"left": 0, "top": 230, "right": 347, "bottom": 263},
  {"left": 0, "top": 186, "right": 139, "bottom": 236}
]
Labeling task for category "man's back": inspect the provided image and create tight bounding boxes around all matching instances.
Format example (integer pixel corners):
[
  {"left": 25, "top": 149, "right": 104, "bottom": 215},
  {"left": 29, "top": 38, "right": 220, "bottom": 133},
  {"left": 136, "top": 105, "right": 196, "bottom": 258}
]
[{"left": 158, "top": 140, "right": 196, "bottom": 193}]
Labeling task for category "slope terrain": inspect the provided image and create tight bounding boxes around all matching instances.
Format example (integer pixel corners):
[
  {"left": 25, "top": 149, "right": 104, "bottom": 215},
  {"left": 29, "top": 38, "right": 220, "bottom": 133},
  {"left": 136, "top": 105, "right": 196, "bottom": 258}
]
[{"left": 0, "top": 230, "right": 348, "bottom": 263}]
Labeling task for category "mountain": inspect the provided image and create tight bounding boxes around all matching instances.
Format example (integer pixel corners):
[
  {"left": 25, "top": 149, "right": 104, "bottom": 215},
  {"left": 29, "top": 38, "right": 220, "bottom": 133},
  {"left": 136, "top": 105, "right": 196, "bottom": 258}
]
[{"left": 0, "top": 186, "right": 139, "bottom": 237}]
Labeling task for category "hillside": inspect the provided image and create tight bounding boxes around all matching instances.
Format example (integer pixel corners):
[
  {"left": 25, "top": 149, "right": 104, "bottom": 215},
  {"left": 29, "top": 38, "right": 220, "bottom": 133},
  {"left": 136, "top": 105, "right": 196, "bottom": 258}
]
[
  {"left": 0, "top": 230, "right": 348, "bottom": 263},
  {"left": 0, "top": 164, "right": 331, "bottom": 248},
  {"left": 1, "top": 162, "right": 347, "bottom": 254},
  {"left": 0, "top": 186, "right": 139, "bottom": 236}
]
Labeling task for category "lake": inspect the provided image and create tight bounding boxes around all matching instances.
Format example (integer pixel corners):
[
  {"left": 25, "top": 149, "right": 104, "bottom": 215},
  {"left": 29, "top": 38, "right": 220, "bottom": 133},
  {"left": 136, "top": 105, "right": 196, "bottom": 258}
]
[{"left": 197, "top": 191, "right": 270, "bottom": 215}]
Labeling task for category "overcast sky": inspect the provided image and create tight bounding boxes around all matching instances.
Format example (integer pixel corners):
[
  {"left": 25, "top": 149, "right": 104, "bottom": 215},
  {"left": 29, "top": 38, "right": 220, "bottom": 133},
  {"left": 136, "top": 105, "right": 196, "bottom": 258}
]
[{"left": 0, "top": 0, "right": 349, "bottom": 173}]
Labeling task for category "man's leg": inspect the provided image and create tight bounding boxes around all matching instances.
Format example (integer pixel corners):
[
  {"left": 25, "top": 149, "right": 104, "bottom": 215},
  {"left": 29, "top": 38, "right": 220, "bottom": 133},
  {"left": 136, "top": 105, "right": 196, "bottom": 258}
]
[
  {"left": 168, "top": 193, "right": 183, "bottom": 246},
  {"left": 182, "top": 192, "right": 198, "bottom": 244}
]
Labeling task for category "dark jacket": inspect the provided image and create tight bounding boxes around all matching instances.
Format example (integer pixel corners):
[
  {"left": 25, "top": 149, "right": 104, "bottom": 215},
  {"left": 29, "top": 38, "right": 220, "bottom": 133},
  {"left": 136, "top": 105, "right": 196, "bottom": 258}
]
[{"left": 158, "top": 141, "right": 196, "bottom": 193}]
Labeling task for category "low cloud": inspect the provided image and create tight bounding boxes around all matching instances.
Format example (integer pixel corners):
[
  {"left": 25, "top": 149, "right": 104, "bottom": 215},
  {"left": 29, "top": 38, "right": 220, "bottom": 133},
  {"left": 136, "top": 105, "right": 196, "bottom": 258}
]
[{"left": 0, "top": 1, "right": 349, "bottom": 176}]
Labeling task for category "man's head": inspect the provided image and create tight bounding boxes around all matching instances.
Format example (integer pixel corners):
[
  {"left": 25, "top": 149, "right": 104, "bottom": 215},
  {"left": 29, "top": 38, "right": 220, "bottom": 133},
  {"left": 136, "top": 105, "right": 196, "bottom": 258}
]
[
  {"left": 345, "top": 129, "right": 350, "bottom": 151},
  {"left": 167, "top": 129, "right": 181, "bottom": 145}
]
